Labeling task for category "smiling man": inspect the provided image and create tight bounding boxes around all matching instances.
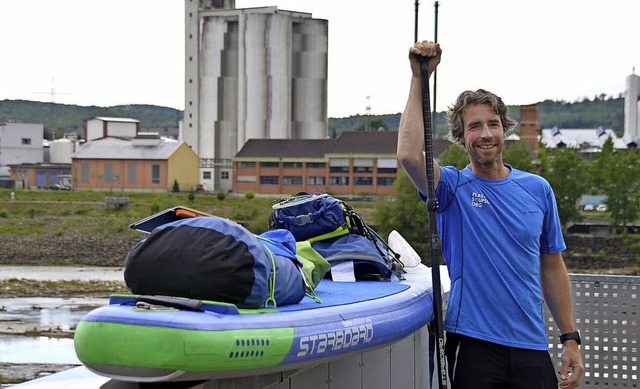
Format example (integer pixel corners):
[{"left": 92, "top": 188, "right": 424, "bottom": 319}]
[{"left": 397, "top": 41, "right": 584, "bottom": 389}]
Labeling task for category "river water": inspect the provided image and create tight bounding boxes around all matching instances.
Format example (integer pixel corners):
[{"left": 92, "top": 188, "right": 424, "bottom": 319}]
[{"left": 0, "top": 266, "right": 123, "bottom": 365}]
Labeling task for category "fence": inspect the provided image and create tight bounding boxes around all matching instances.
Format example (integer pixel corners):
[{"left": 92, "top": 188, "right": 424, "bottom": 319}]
[{"left": 545, "top": 274, "right": 639, "bottom": 388}]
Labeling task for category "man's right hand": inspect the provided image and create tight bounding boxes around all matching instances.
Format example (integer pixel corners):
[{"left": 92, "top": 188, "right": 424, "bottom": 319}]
[{"left": 409, "top": 41, "right": 442, "bottom": 77}]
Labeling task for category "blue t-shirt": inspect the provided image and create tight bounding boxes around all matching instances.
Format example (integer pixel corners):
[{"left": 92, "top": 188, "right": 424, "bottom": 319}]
[{"left": 433, "top": 164, "right": 565, "bottom": 350}]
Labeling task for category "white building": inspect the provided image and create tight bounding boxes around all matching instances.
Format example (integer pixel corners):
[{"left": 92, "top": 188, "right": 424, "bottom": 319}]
[
  {"left": 50, "top": 134, "right": 80, "bottom": 164},
  {"left": 541, "top": 126, "right": 628, "bottom": 151},
  {"left": 182, "top": 0, "right": 328, "bottom": 192},
  {"left": 84, "top": 117, "right": 140, "bottom": 142},
  {"left": 0, "top": 122, "right": 44, "bottom": 165},
  {"left": 624, "top": 72, "right": 640, "bottom": 147}
]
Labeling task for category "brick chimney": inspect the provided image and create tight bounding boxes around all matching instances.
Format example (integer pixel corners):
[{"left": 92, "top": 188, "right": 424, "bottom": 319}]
[{"left": 519, "top": 105, "right": 539, "bottom": 159}]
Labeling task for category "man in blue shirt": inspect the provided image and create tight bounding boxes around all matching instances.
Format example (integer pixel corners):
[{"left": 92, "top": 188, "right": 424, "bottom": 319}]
[{"left": 397, "top": 41, "right": 583, "bottom": 389}]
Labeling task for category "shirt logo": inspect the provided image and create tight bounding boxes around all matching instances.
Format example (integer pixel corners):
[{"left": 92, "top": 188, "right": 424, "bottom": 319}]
[{"left": 471, "top": 192, "right": 489, "bottom": 208}]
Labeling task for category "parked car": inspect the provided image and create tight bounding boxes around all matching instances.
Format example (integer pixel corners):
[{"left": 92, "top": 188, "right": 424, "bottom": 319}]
[
  {"left": 583, "top": 204, "right": 595, "bottom": 211},
  {"left": 47, "top": 184, "right": 70, "bottom": 190},
  {"left": 596, "top": 204, "right": 608, "bottom": 212}
]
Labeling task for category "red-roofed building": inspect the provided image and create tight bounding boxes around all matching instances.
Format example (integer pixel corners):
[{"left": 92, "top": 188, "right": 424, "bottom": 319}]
[{"left": 233, "top": 131, "right": 453, "bottom": 197}]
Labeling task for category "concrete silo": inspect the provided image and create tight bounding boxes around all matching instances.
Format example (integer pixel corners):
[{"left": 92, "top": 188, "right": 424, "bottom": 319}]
[
  {"left": 182, "top": 0, "right": 328, "bottom": 192},
  {"left": 624, "top": 73, "right": 640, "bottom": 146}
]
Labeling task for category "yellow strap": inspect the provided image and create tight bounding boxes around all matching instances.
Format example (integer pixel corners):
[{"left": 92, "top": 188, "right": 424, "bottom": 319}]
[
  {"left": 305, "top": 226, "right": 350, "bottom": 243},
  {"left": 262, "top": 245, "right": 277, "bottom": 309}
]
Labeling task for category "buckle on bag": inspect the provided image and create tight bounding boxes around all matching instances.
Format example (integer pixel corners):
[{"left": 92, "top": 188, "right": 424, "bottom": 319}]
[{"left": 295, "top": 213, "right": 314, "bottom": 226}]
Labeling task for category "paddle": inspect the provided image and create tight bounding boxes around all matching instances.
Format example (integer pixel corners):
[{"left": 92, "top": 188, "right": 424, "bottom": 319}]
[{"left": 417, "top": 55, "right": 448, "bottom": 389}]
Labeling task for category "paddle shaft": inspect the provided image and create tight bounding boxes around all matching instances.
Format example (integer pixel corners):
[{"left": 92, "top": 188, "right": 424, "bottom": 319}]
[{"left": 418, "top": 55, "right": 448, "bottom": 389}]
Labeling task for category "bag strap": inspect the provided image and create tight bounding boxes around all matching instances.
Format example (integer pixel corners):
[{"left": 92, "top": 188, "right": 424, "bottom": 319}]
[{"left": 341, "top": 202, "right": 404, "bottom": 277}]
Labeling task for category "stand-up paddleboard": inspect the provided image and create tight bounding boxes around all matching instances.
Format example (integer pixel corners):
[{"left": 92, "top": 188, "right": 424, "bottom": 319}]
[{"left": 72, "top": 232, "right": 449, "bottom": 383}]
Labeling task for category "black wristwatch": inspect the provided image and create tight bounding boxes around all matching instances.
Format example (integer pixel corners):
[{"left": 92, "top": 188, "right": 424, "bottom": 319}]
[{"left": 559, "top": 330, "right": 581, "bottom": 345}]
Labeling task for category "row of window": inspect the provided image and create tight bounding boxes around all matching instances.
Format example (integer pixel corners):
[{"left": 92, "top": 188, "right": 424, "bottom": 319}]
[
  {"left": 238, "top": 162, "right": 326, "bottom": 169},
  {"left": 258, "top": 176, "right": 395, "bottom": 186},
  {"left": 202, "top": 171, "right": 229, "bottom": 180},
  {"left": 237, "top": 162, "right": 397, "bottom": 175},
  {"left": 79, "top": 163, "right": 161, "bottom": 185}
]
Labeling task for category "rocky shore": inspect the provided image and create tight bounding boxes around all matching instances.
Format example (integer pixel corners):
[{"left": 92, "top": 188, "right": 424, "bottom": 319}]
[
  {"left": 0, "top": 364, "right": 78, "bottom": 386},
  {"left": 0, "top": 232, "right": 137, "bottom": 386},
  {"left": 0, "top": 233, "right": 140, "bottom": 267}
]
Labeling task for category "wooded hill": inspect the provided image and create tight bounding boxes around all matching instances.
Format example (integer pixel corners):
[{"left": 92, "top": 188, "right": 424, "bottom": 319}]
[{"left": 0, "top": 96, "right": 624, "bottom": 140}]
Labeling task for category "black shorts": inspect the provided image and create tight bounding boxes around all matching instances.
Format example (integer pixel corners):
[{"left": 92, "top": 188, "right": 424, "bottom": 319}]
[{"left": 445, "top": 332, "right": 558, "bottom": 389}]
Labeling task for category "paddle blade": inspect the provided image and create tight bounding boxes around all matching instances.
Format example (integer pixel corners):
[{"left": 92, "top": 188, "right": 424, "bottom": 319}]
[{"left": 388, "top": 230, "right": 422, "bottom": 268}]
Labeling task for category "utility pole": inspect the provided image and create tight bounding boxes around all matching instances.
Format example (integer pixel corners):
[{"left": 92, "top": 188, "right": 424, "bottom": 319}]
[{"left": 33, "top": 77, "right": 70, "bottom": 139}]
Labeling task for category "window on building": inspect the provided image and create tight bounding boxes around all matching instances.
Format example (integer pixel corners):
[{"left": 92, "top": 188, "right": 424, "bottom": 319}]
[
  {"left": 354, "top": 177, "right": 373, "bottom": 186},
  {"left": 329, "top": 158, "right": 349, "bottom": 173},
  {"left": 260, "top": 176, "right": 279, "bottom": 185},
  {"left": 353, "top": 159, "right": 373, "bottom": 174},
  {"left": 151, "top": 165, "right": 160, "bottom": 184},
  {"left": 104, "top": 164, "right": 113, "bottom": 185},
  {"left": 306, "top": 176, "right": 326, "bottom": 185},
  {"left": 329, "top": 166, "right": 349, "bottom": 173},
  {"left": 237, "top": 161, "right": 256, "bottom": 168},
  {"left": 283, "top": 162, "right": 303, "bottom": 169},
  {"left": 353, "top": 166, "right": 373, "bottom": 173},
  {"left": 377, "top": 177, "right": 395, "bottom": 186},
  {"left": 21, "top": 138, "right": 32, "bottom": 145},
  {"left": 260, "top": 161, "right": 279, "bottom": 168},
  {"left": 283, "top": 176, "right": 302, "bottom": 185},
  {"left": 306, "top": 162, "right": 326, "bottom": 169},
  {"left": 221, "top": 171, "right": 229, "bottom": 180},
  {"left": 377, "top": 159, "right": 398, "bottom": 174},
  {"left": 237, "top": 175, "right": 256, "bottom": 183},
  {"left": 330, "top": 176, "right": 349, "bottom": 186},
  {"left": 128, "top": 164, "right": 137, "bottom": 184},
  {"left": 203, "top": 171, "right": 212, "bottom": 180},
  {"left": 81, "top": 164, "right": 90, "bottom": 184}
]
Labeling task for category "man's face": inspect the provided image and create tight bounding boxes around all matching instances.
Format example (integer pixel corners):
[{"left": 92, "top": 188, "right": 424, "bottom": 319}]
[{"left": 461, "top": 104, "right": 505, "bottom": 166}]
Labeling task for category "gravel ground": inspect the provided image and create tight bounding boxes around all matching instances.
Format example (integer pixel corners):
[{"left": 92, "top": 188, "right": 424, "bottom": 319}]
[
  {"left": 0, "top": 363, "right": 78, "bottom": 386},
  {"left": 0, "top": 278, "right": 128, "bottom": 386}
]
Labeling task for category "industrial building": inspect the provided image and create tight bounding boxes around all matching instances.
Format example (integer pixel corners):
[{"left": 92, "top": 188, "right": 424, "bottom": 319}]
[
  {"left": 624, "top": 72, "right": 640, "bottom": 147},
  {"left": 0, "top": 122, "right": 44, "bottom": 166},
  {"left": 233, "top": 131, "right": 454, "bottom": 197},
  {"left": 71, "top": 134, "right": 200, "bottom": 193},
  {"left": 182, "top": 0, "right": 328, "bottom": 193}
]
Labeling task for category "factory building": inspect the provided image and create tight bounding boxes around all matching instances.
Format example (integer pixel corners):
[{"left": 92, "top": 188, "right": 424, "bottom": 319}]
[{"left": 182, "top": 0, "right": 328, "bottom": 192}]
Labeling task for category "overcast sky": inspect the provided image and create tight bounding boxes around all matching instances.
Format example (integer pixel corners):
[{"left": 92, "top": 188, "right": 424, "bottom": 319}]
[{"left": 0, "top": 0, "right": 637, "bottom": 118}]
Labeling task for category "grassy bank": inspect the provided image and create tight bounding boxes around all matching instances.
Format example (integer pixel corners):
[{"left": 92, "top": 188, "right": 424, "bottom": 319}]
[
  {"left": 0, "top": 189, "right": 378, "bottom": 240},
  {"left": 0, "top": 189, "right": 283, "bottom": 235},
  {"left": 0, "top": 188, "right": 638, "bottom": 271}
]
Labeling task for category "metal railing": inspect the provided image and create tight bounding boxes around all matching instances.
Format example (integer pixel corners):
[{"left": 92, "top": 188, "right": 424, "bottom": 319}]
[{"left": 545, "top": 274, "right": 639, "bottom": 388}]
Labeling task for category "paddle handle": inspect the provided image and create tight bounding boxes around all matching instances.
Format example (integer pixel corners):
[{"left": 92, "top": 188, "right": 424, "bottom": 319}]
[{"left": 418, "top": 54, "right": 448, "bottom": 389}]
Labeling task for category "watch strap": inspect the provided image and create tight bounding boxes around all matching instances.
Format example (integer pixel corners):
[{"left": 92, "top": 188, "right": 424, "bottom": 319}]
[{"left": 559, "top": 330, "right": 581, "bottom": 345}]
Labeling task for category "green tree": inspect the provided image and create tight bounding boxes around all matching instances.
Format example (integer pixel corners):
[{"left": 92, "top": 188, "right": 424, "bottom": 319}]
[
  {"left": 537, "top": 140, "right": 550, "bottom": 176},
  {"left": 503, "top": 141, "right": 535, "bottom": 173},
  {"left": 601, "top": 148, "right": 640, "bottom": 231},
  {"left": 375, "top": 170, "right": 429, "bottom": 258},
  {"left": 437, "top": 144, "right": 468, "bottom": 169},
  {"left": 354, "top": 119, "right": 388, "bottom": 132},
  {"left": 544, "top": 147, "right": 588, "bottom": 229},
  {"left": 588, "top": 136, "right": 614, "bottom": 193}
]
